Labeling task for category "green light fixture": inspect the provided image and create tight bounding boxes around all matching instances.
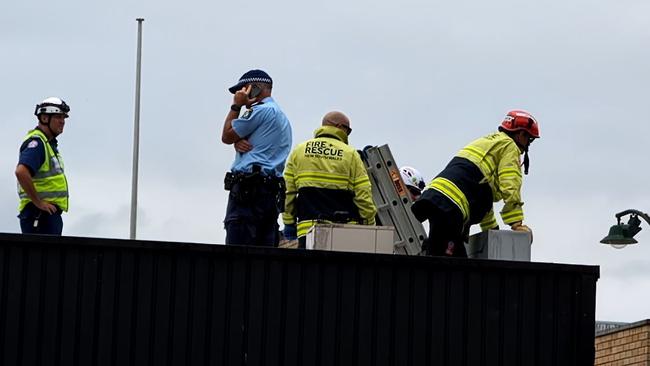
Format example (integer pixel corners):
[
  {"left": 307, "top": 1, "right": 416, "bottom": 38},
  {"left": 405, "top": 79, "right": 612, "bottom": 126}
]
[{"left": 601, "top": 209, "right": 650, "bottom": 248}]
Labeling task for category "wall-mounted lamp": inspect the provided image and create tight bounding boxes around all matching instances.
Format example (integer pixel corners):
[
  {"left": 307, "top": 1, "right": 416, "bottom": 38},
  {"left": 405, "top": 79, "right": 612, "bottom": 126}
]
[{"left": 601, "top": 209, "right": 650, "bottom": 249}]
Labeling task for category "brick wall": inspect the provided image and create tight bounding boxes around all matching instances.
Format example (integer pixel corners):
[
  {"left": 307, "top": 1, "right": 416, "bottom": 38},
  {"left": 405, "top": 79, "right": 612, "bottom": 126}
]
[{"left": 595, "top": 321, "right": 650, "bottom": 365}]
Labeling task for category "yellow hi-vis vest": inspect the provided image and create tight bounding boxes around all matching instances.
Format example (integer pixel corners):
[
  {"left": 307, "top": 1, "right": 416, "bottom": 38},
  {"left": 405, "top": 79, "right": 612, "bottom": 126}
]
[{"left": 18, "top": 129, "right": 69, "bottom": 212}]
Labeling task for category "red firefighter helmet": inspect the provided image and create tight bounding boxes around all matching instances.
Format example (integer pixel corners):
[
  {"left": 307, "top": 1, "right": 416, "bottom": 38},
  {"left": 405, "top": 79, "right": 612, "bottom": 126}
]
[{"left": 499, "top": 110, "right": 540, "bottom": 138}]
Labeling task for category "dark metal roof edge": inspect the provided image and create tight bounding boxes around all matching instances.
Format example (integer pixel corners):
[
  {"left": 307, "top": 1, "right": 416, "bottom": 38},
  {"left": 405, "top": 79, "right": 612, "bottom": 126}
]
[
  {"left": 596, "top": 319, "right": 650, "bottom": 336},
  {"left": 0, "top": 232, "right": 600, "bottom": 276}
]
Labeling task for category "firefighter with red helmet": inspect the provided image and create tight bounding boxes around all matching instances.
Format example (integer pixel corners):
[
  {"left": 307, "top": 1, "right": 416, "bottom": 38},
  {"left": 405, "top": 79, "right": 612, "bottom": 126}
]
[{"left": 411, "top": 110, "right": 540, "bottom": 257}]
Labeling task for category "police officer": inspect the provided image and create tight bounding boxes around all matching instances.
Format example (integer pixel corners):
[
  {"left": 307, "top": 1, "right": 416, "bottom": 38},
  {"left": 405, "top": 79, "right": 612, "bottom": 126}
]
[
  {"left": 282, "top": 111, "right": 377, "bottom": 248},
  {"left": 411, "top": 110, "right": 540, "bottom": 257},
  {"left": 221, "top": 69, "right": 292, "bottom": 246},
  {"left": 15, "top": 97, "right": 71, "bottom": 235}
]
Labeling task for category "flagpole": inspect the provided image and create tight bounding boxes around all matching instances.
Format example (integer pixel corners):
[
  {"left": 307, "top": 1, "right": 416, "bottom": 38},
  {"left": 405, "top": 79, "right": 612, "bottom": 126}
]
[{"left": 130, "top": 18, "right": 144, "bottom": 240}]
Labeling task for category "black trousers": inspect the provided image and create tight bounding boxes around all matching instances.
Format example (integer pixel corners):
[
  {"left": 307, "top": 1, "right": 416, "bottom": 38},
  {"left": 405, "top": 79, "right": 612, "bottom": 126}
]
[
  {"left": 422, "top": 203, "right": 467, "bottom": 257},
  {"left": 224, "top": 181, "right": 280, "bottom": 247},
  {"left": 18, "top": 203, "right": 63, "bottom": 235}
]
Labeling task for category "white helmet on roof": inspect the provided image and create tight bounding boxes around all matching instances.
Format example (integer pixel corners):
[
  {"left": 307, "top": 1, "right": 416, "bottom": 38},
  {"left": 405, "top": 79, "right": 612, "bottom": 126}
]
[
  {"left": 34, "top": 97, "right": 70, "bottom": 117},
  {"left": 400, "top": 166, "right": 426, "bottom": 194}
]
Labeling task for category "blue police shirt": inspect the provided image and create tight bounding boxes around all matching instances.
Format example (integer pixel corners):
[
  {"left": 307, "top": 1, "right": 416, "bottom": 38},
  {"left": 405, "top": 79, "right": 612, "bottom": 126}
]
[
  {"left": 231, "top": 97, "right": 292, "bottom": 177},
  {"left": 18, "top": 131, "right": 59, "bottom": 176}
]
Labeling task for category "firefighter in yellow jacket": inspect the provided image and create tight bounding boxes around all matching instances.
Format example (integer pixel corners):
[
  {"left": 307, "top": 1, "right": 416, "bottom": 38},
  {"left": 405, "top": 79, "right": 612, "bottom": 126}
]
[
  {"left": 282, "top": 111, "right": 377, "bottom": 248},
  {"left": 411, "top": 110, "right": 540, "bottom": 257}
]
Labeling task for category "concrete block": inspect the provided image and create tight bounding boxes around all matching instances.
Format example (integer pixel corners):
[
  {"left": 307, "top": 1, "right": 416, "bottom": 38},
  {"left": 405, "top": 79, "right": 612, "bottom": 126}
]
[
  {"left": 465, "top": 230, "right": 532, "bottom": 261},
  {"left": 305, "top": 224, "right": 396, "bottom": 254}
]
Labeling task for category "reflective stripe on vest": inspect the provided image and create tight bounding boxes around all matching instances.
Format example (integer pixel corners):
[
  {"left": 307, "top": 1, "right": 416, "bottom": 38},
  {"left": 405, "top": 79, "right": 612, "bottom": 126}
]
[
  {"left": 428, "top": 177, "right": 470, "bottom": 223},
  {"left": 479, "top": 210, "right": 498, "bottom": 230},
  {"left": 18, "top": 129, "right": 69, "bottom": 212},
  {"left": 19, "top": 191, "right": 68, "bottom": 199}
]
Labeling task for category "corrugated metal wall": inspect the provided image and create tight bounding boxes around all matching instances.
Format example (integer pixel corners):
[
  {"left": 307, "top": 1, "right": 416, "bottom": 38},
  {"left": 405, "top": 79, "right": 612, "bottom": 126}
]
[{"left": 0, "top": 233, "right": 598, "bottom": 366}]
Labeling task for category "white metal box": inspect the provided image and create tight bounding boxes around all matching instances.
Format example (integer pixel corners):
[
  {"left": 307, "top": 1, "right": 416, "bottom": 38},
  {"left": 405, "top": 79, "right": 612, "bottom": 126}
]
[
  {"left": 465, "top": 230, "right": 532, "bottom": 261},
  {"left": 305, "top": 224, "right": 396, "bottom": 254}
]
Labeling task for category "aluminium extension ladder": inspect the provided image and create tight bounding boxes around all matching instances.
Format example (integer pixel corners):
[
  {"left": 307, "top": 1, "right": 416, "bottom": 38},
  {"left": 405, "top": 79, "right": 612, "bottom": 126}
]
[{"left": 360, "top": 145, "right": 427, "bottom": 255}]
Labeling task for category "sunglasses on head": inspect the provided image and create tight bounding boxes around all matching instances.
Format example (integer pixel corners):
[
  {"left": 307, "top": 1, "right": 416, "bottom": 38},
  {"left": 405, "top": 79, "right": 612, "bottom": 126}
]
[{"left": 338, "top": 124, "right": 352, "bottom": 135}]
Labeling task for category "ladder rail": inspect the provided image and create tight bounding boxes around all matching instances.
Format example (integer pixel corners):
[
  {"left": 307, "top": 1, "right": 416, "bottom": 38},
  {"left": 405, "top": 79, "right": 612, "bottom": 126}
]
[{"left": 360, "top": 145, "right": 427, "bottom": 255}]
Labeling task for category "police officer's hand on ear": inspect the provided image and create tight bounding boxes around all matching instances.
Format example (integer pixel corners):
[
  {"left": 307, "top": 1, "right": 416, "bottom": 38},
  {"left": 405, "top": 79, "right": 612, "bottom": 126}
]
[{"left": 233, "top": 85, "right": 258, "bottom": 108}]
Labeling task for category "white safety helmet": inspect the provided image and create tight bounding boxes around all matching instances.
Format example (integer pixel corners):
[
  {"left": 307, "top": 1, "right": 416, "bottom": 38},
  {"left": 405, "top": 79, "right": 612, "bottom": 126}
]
[
  {"left": 34, "top": 97, "right": 70, "bottom": 117},
  {"left": 400, "top": 166, "right": 426, "bottom": 195}
]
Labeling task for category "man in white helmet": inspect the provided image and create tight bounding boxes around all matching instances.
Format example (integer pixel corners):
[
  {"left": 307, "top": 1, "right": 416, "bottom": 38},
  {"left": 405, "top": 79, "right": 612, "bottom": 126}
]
[
  {"left": 400, "top": 166, "right": 426, "bottom": 200},
  {"left": 15, "top": 97, "right": 70, "bottom": 235}
]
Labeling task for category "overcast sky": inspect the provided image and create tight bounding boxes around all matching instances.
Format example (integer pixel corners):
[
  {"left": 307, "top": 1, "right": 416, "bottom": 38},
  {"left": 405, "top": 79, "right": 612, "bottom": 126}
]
[{"left": 2, "top": 0, "right": 649, "bottom": 322}]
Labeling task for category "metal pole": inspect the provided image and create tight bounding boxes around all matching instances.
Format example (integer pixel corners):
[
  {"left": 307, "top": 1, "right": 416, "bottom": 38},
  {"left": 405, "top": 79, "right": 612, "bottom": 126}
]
[{"left": 130, "top": 18, "right": 144, "bottom": 240}]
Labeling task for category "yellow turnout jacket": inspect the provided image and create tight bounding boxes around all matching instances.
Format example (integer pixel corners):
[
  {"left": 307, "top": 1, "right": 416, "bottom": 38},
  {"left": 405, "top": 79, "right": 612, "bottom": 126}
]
[{"left": 283, "top": 126, "right": 377, "bottom": 237}]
